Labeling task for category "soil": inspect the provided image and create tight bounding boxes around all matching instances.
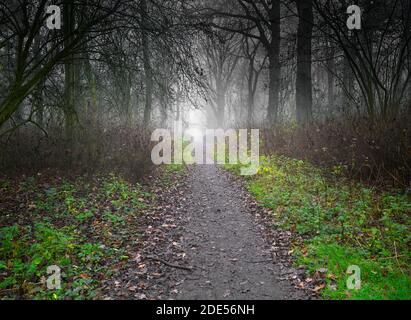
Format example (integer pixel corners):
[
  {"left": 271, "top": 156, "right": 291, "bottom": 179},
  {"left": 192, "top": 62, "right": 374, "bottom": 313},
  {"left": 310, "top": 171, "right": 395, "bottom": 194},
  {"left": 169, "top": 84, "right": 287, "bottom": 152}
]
[{"left": 103, "top": 165, "right": 314, "bottom": 300}]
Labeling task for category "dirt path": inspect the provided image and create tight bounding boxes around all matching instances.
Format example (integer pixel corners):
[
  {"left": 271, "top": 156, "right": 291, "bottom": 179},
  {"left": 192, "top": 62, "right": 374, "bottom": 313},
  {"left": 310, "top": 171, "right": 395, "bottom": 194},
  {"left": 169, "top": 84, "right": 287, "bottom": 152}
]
[
  {"left": 103, "top": 165, "right": 311, "bottom": 300},
  {"left": 165, "top": 165, "right": 307, "bottom": 300}
]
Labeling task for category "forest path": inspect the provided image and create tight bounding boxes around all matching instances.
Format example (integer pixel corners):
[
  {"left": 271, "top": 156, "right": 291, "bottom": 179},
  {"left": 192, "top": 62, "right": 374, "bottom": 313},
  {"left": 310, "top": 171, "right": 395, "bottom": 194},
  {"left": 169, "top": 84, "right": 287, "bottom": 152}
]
[{"left": 166, "top": 165, "right": 306, "bottom": 300}]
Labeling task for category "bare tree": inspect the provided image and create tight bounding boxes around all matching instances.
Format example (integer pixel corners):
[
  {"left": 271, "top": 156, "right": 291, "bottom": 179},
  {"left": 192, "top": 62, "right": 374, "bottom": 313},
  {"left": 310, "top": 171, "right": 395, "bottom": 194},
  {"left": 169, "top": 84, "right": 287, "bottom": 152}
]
[
  {"left": 295, "top": 0, "right": 313, "bottom": 125},
  {"left": 242, "top": 36, "right": 267, "bottom": 125},
  {"left": 0, "top": 0, "right": 122, "bottom": 130},
  {"left": 314, "top": 0, "right": 411, "bottom": 121},
  {"left": 202, "top": 30, "right": 241, "bottom": 127},
  {"left": 203, "top": 0, "right": 281, "bottom": 123}
]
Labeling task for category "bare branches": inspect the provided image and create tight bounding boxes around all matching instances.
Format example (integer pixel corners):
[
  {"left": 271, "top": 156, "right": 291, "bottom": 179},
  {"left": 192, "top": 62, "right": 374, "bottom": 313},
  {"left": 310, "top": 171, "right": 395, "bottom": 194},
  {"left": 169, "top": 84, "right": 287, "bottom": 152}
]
[
  {"left": 0, "top": 0, "right": 123, "bottom": 128},
  {"left": 313, "top": 0, "right": 411, "bottom": 119}
]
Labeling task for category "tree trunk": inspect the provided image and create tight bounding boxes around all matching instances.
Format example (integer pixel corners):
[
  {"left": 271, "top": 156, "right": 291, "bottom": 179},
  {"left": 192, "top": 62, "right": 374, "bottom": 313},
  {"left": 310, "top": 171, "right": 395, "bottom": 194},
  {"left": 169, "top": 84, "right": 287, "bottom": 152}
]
[
  {"left": 63, "top": 0, "right": 78, "bottom": 140},
  {"left": 0, "top": 88, "right": 26, "bottom": 128},
  {"left": 216, "top": 87, "right": 225, "bottom": 128},
  {"left": 33, "top": 32, "right": 44, "bottom": 127},
  {"left": 327, "top": 44, "right": 335, "bottom": 109},
  {"left": 84, "top": 53, "right": 98, "bottom": 120},
  {"left": 296, "top": 0, "right": 313, "bottom": 125},
  {"left": 141, "top": 0, "right": 153, "bottom": 124},
  {"left": 247, "top": 57, "right": 255, "bottom": 126},
  {"left": 160, "top": 79, "right": 168, "bottom": 127},
  {"left": 267, "top": 1, "right": 281, "bottom": 124},
  {"left": 342, "top": 49, "right": 354, "bottom": 113},
  {"left": 405, "top": 0, "right": 411, "bottom": 107},
  {"left": 124, "top": 76, "right": 132, "bottom": 125}
]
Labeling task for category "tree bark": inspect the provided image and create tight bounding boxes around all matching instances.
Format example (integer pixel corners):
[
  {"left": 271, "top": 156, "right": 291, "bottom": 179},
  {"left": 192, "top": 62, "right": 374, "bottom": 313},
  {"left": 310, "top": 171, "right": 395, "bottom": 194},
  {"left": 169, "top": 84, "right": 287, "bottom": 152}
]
[
  {"left": 247, "top": 57, "right": 255, "bottom": 126},
  {"left": 63, "top": 0, "right": 78, "bottom": 140},
  {"left": 141, "top": 0, "right": 153, "bottom": 125},
  {"left": 296, "top": 0, "right": 313, "bottom": 125},
  {"left": 33, "top": 31, "right": 44, "bottom": 127},
  {"left": 327, "top": 43, "right": 335, "bottom": 109},
  {"left": 216, "top": 88, "right": 225, "bottom": 128},
  {"left": 267, "top": 1, "right": 281, "bottom": 123}
]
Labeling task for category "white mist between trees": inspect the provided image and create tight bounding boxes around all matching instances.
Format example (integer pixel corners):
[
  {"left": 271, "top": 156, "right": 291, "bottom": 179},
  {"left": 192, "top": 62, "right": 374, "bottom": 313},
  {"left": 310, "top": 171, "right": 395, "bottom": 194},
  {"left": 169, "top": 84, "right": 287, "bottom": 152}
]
[{"left": 151, "top": 121, "right": 260, "bottom": 176}]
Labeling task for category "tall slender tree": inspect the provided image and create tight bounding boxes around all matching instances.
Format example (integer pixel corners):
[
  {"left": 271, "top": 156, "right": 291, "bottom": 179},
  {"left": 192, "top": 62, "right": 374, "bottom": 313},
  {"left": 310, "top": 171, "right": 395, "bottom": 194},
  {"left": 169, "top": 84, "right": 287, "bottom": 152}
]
[
  {"left": 141, "top": 0, "right": 153, "bottom": 124},
  {"left": 295, "top": 0, "right": 313, "bottom": 125},
  {"left": 205, "top": 0, "right": 281, "bottom": 123}
]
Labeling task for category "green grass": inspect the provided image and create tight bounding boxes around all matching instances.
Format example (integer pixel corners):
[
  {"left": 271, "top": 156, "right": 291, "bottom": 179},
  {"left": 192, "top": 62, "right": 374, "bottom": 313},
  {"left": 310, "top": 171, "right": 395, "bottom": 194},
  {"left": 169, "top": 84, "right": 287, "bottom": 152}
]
[
  {"left": 161, "top": 163, "right": 187, "bottom": 186},
  {"left": 0, "top": 174, "right": 150, "bottom": 300},
  {"left": 225, "top": 155, "right": 411, "bottom": 300}
]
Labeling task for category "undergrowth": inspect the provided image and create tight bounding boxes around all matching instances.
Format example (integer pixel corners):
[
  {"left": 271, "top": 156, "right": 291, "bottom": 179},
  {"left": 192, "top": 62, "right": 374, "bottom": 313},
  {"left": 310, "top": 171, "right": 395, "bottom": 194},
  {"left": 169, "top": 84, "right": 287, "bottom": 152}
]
[
  {"left": 225, "top": 155, "right": 411, "bottom": 300},
  {"left": 0, "top": 174, "right": 151, "bottom": 299}
]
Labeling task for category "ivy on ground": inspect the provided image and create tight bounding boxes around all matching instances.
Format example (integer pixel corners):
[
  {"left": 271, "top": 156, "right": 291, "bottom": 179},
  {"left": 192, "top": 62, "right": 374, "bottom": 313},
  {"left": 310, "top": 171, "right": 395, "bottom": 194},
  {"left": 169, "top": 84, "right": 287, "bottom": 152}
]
[
  {"left": 226, "top": 156, "right": 410, "bottom": 300},
  {"left": 0, "top": 174, "right": 151, "bottom": 300}
]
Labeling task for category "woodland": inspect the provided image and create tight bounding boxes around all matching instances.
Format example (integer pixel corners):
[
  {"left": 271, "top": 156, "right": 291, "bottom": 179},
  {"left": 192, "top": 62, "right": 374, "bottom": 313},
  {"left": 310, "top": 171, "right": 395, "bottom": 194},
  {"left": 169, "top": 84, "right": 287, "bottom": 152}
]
[{"left": 0, "top": 0, "right": 410, "bottom": 300}]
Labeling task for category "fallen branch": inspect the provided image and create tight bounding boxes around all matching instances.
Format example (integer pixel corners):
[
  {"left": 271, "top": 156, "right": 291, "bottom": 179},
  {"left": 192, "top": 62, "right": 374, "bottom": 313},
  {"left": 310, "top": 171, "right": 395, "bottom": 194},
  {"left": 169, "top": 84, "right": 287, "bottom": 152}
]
[{"left": 144, "top": 255, "right": 193, "bottom": 271}]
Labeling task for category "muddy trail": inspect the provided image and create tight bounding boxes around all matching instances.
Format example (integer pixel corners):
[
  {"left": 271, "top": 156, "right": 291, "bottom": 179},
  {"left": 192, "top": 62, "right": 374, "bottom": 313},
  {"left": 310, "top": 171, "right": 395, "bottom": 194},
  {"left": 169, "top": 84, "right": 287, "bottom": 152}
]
[{"left": 104, "top": 165, "right": 312, "bottom": 300}]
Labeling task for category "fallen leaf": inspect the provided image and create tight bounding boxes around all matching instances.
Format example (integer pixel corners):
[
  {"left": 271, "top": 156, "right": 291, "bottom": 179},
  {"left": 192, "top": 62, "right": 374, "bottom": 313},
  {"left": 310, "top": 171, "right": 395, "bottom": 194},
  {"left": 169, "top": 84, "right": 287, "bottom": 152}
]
[{"left": 313, "top": 284, "right": 325, "bottom": 292}]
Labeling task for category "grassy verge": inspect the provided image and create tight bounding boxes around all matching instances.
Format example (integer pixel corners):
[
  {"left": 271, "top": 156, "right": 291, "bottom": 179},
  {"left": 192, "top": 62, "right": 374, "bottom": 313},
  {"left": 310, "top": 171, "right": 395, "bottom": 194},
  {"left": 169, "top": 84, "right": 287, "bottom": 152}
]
[
  {"left": 0, "top": 174, "right": 152, "bottom": 300},
  {"left": 225, "top": 155, "right": 410, "bottom": 300},
  {"left": 161, "top": 164, "right": 187, "bottom": 186}
]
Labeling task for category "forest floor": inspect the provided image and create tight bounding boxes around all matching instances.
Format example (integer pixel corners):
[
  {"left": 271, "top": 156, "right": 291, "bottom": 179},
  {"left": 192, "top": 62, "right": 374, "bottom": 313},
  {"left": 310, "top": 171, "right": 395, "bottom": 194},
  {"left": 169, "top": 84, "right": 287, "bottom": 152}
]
[
  {"left": 1, "top": 157, "right": 409, "bottom": 300},
  {"left": 104, "top": 165, "right": 313, "bottom": 300},
  {"left": 225, "top": 156, "right": 410, "bottom": 300},
  {"left": 166, "top": 165, "right": 306, "bottom": 300}
]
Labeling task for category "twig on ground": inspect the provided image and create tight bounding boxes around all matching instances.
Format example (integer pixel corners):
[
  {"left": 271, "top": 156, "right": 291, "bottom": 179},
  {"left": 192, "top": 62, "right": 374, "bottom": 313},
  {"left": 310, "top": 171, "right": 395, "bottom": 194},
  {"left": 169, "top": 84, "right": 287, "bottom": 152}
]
[{"left": 144, "top": 255, "right": 193, "bottom": 271}]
